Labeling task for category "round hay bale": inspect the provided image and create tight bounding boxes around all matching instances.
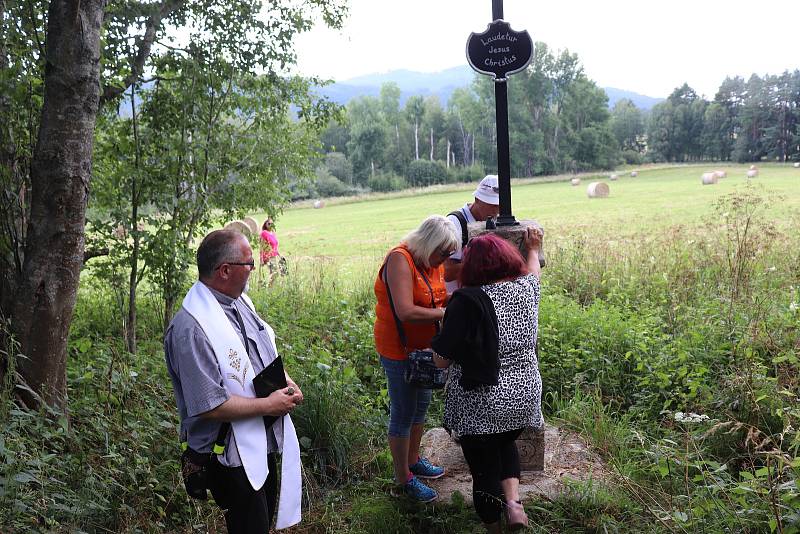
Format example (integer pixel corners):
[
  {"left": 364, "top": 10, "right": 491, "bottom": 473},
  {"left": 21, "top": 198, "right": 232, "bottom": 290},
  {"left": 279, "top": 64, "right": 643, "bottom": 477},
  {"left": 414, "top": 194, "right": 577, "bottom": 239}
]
[
  {"left": 713, "top": 170, "right": 727, "bottom": 179},
  {"left": 313, "top": 200, "right": 325, "bottom": 209},
  {"left": 609, "top": 174, "right": 618, "bottom": 181},
  {"left": 701, "top": 172, "right": 719, "bottom": 185},
  {"left": 749, "top": 164, "right": 758, "bottom": 171},
  {"left": 793, "top": 162, "right": 799, "bottom": 168},
  {"left": 746, "top": 169, "right": 758, "bottom": 178},
  {"left": 570, "top": 178, "right": 581, "bottom": 186},
  {"left": 224, "top": 220, "right": 251, "bottom": 235},
  {"left": 630, "top": 171, "right": 638, "bottom": 177},
  {"left": 586, "top": 182, "right": 610, "bottom": 198},
  {"left": 242, "top": 216, "right": 259, "bottom": 234}
]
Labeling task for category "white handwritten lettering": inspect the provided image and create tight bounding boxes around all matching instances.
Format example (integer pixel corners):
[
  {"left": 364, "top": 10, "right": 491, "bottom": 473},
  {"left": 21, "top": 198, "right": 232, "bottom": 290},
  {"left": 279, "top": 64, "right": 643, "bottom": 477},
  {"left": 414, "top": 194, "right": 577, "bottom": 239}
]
[
  {"left": 484, "top": 55, "right": 518, "bottom": 68},
  {"left": 480, "top": 32, "right": 519, "bottom": 46},
  {"left": 488, "top": 46, "right": 510, "bottom": 54}
]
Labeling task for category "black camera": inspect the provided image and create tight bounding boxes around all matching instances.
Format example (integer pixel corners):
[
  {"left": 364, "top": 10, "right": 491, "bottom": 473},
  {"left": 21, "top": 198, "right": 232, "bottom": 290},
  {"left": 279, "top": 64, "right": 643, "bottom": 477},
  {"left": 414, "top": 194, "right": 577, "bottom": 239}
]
[{"left": 405, "top": 349, "right": 448, "bottom": 389}]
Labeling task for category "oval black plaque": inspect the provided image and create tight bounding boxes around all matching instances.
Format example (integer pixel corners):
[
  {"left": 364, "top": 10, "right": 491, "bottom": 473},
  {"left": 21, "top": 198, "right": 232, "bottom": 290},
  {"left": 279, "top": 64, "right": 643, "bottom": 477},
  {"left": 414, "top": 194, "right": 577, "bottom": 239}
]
[{"left": 466, "top": 19, "right": 533, "bottom": 81}]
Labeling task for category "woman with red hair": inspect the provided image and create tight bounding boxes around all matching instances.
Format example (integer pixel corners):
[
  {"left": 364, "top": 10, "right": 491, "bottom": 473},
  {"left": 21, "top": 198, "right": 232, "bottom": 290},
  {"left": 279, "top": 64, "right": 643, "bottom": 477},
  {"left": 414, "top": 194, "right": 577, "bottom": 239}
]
[{"left": 432, "top": 228, "right": 543, "bottom": 532}]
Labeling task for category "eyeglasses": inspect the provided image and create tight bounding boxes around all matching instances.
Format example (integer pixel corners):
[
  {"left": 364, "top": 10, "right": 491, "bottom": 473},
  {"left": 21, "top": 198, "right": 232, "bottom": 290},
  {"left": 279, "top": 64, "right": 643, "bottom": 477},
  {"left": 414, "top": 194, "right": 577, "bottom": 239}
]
[
  {"left": 215, "top": 260, "right": 255, "bottom": 270},
  {"left": 439, "top": 248, "right": 456, "bottom": 258}
]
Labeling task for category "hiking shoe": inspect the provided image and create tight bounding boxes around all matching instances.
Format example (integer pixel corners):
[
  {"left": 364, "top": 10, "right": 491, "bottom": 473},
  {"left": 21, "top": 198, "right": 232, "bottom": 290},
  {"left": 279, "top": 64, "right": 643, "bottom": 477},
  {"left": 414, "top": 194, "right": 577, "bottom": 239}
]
[
  {"left": 404, "top": 476, "right": 438, "bottom": 503},
  {"left": 409, "top": 457, "right": 445, "bottom": 479}
]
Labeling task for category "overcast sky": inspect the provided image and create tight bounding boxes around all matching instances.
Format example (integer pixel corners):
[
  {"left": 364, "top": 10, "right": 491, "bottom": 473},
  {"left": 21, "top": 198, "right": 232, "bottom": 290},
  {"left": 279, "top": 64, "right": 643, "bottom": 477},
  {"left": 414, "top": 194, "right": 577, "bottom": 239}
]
[{"left": 293, "top": 0, "right": 800, "bottom": 99}]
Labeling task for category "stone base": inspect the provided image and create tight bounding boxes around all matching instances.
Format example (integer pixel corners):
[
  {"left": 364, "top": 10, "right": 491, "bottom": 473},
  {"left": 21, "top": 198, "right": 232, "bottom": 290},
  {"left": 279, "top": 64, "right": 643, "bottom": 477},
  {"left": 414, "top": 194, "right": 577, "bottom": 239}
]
[
  {"left": 419, "top": 424, "right": 607, "bottom": 504},
  {"left": 466, "top": 219, "right": 546, "bottom": 267},
  {"left": 517, "top": 426, "right": 545, "bottom": 471}
]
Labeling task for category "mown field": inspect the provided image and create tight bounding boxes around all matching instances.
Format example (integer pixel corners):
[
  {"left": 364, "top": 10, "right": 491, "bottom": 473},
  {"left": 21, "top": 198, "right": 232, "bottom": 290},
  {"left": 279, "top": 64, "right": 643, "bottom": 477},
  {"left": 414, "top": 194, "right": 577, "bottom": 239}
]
[
  {"left": 2, "top": 163, "right": 799, "bottom": 533},
  {"left": 270, "top": 164, "right": 800, "bottom": 278}
]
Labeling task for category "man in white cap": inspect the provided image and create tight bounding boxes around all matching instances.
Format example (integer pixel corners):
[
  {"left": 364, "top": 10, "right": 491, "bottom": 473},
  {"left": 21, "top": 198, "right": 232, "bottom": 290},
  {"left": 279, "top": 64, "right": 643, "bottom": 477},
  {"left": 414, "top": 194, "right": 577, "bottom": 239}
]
[{"left": 444, "top": 175, "right": 501, "bottom": 293}]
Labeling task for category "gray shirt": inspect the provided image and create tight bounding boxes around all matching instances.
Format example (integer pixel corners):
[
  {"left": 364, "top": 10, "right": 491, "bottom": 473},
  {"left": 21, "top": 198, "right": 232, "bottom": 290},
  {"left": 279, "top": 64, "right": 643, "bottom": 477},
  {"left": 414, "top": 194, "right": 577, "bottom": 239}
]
[
  {"left": 165, "top": 284, "right": 280, "bottom": 466},
  {"left": 446, "top": 203, "right": 476, "bottom": 293}
]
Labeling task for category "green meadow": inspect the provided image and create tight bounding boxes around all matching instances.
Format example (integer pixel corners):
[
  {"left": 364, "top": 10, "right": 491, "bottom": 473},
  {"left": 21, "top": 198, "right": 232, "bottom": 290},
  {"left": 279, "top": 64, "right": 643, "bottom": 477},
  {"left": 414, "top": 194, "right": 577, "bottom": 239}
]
[
  {"left": 271, "top": 163, "right": 800, "bottom": 277},
  {"left": 2, "top": 163, "right": 799, "bottom": 532}
]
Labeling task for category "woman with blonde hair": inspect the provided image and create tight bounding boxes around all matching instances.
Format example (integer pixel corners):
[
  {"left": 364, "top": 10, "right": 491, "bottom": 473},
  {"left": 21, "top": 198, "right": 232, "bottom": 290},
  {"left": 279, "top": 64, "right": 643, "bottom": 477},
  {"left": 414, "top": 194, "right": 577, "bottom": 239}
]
[{"left": 373, "top": 215, "right": 459, "bottom": 502}]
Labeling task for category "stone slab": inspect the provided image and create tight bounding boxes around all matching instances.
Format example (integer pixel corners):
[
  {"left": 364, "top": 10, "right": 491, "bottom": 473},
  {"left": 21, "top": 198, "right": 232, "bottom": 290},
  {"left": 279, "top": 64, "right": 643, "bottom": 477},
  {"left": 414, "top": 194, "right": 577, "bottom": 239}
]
[
  {"left": 466, "top": 219, "right": 546, "bottom": 267},
  {"left": 419, "top": 424, "right": 607, "bottom": 504}
]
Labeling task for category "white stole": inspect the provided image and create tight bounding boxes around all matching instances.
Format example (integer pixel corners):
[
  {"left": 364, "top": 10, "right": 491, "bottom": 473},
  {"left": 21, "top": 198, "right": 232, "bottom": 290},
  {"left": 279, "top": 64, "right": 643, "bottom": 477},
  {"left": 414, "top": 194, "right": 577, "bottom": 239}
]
[{"left": 182, "top": 282, "right": 302, "bottom": 529}]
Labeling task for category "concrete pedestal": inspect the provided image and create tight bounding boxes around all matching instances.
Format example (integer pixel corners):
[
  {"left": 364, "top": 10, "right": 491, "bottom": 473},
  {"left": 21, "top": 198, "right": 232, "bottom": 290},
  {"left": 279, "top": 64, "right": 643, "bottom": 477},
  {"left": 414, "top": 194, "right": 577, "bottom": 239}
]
[
  {"left": 466, "top": 219, "right": 546, "bottom": 267},
  {"left": 517, "top": 426, "right": 545, "bottom": 471}
]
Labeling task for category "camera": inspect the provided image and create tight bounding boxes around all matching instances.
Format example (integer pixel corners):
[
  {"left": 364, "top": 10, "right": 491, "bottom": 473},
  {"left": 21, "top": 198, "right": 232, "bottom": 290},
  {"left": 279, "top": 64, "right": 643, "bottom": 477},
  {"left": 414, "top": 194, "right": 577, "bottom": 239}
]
[{"left": 405, "top": 349, "right": 448, "bottom": 389}]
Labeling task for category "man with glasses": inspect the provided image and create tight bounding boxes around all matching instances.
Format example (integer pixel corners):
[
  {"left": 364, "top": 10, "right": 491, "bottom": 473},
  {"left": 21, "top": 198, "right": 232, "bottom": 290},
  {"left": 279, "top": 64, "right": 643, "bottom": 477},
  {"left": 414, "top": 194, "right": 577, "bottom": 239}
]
[
  {"left": 165, "top": 229, "right": 304, "bottom": 533},
  {"left": 444, "top": 175, "right": 501, "bottom": 293}
]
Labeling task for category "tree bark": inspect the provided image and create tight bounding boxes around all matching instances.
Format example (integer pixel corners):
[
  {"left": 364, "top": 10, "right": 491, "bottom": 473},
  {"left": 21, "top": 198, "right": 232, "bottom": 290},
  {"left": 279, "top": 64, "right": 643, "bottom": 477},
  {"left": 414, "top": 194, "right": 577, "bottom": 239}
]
[
  {"left": 12, "top": 0, "right": 104, "bottom": 409},
  {"left": 414, "top": 121, "right": 419, "bottom": 160},
  {"left": 126, "top": 88, "right": 141, "bottom": 355}
]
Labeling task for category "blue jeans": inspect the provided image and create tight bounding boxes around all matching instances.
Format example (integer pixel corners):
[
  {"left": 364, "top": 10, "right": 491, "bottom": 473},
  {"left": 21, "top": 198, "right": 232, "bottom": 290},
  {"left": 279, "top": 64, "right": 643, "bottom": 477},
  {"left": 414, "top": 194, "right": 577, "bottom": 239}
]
[{"left": 380, "top": 356, "right": 432, "bottom": 438}]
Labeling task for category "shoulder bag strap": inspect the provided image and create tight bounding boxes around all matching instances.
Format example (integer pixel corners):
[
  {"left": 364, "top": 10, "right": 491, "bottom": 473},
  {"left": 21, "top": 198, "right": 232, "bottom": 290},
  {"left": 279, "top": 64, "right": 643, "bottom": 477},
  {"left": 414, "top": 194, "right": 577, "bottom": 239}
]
[
  {"left": 447, "top": 210, "right": 468, "bottom": 247},
  {"left": 382, "top": 258, "right": 409, "bottom": 351}
]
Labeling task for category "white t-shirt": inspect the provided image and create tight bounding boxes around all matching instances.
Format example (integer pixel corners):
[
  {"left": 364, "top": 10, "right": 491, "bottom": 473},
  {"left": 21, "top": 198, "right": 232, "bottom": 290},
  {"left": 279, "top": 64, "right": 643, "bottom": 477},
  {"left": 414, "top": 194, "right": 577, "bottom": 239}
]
[{"left": 446, "top": 203, "right": 477, "bottom": 293}]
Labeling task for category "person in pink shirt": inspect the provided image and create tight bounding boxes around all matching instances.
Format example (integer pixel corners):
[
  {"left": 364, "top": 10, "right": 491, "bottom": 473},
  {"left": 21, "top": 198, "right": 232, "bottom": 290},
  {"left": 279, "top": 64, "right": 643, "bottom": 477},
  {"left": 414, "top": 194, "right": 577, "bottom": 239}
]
[{"left": 260, "top": 218, "right": 287, "bottom": 280}]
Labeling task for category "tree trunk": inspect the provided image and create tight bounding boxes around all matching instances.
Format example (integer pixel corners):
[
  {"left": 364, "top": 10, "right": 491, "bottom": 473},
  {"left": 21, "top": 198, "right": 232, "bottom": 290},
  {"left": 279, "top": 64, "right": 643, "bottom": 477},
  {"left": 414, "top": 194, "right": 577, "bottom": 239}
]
[
  {"left": 12, "top": 0, "right": 104, "bottom": 409},
  {"left": 429, "top": 128, "right": 434, "bottom": 161},
  {"left": 414, "top": 121, "right": 419, "bottom": 160},
  {"left": 471, "top": 134, "right": 475, "bottom": 166},
  {"left": 446, "top": 140, "right": 451, "bottom": 169},
  {"left": 126, "top": 88, "right": 141, "bottom": 355}
]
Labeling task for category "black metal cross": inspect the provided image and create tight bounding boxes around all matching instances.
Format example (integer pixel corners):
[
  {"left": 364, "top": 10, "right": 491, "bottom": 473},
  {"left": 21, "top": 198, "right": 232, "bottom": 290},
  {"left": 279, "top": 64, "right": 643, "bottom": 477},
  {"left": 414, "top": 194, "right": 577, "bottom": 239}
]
[{"left": 466, "top": 0, "right": 533, "bottom": 226}]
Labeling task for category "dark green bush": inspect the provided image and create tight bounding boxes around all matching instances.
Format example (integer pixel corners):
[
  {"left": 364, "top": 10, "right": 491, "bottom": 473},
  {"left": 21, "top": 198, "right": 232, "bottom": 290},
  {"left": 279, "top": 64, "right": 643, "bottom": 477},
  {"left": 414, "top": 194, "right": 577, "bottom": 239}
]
[
  {"left": 314, "top": 167, "right": 359, "bottom": 198},
  {"left": 406, "top": 159, "right": 446, "bottom": 187},
  {"left": 324, "top": 151, "right": 354, "bottom": 185},
  {"left": 445, "top": 163, "right": 485, "bottom": 185},
  {"left": 621, "top": 149, "right": 644, "bottom": 165},
  {"left": 367, "top": 172, "right": 407, "bottom": 192}
]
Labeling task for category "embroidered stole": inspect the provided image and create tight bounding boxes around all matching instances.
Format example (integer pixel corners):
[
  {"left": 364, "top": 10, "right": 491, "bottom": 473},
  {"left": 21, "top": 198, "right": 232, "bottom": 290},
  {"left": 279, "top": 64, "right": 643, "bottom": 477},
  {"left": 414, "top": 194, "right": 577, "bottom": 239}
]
[{"left": 182, "top": 282, "right": 302, "bottom": 529}]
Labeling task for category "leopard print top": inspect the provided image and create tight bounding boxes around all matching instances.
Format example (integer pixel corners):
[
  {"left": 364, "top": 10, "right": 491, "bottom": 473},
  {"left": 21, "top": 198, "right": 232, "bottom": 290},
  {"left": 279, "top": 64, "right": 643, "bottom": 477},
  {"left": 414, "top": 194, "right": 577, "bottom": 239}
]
[{"left": 442, "top": 273, "right": 543, "bottom": 436}]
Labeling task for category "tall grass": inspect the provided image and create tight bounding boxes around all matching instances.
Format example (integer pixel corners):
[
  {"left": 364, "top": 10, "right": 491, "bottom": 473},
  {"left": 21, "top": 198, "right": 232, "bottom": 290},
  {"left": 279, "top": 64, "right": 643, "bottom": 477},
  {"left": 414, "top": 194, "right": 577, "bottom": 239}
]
[{"left": 1, "top": 184, "right": 799, "bottom": 532}]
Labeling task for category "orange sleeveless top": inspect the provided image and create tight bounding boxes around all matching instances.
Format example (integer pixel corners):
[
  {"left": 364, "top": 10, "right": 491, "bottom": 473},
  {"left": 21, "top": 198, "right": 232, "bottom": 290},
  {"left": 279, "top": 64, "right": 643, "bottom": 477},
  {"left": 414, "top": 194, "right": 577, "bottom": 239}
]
[{"left": 373, "top": 245, "right": 447, "bottom": 360}]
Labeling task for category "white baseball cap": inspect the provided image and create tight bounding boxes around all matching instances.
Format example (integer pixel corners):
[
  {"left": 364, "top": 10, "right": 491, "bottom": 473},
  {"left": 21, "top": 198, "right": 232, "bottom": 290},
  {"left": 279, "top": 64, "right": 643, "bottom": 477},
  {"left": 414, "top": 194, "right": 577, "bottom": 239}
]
[{"left": 474, "top": 175, "right": 499, "bottom": 205}]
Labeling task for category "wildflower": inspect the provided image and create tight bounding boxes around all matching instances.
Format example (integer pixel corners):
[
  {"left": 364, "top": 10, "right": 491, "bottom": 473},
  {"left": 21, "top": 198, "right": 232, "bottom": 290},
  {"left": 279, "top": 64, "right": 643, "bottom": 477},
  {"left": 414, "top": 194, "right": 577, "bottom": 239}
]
[
  {"left": 790, "top": 302, "right": 799, "bottom": 313},
  {"left": 673, "top": 412, "right": 710, "bottom": 424}
]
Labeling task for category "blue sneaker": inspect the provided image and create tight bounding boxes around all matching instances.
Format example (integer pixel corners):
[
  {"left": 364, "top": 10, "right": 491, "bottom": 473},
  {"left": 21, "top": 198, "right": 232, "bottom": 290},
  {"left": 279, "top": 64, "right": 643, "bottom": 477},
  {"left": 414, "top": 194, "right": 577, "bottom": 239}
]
[
  {"left": 404, "top": 476, "right": 438, "bottom": 503},
  {"left": 409, "top": 457, "right": 445, "bottom": 479}
]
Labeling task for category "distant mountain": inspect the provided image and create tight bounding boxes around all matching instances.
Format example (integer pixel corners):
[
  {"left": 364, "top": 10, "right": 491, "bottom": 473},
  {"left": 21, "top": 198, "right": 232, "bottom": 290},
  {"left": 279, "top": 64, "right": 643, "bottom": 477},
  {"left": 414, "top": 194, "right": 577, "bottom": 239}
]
[
  {"left": 314, "top": 66, "right": 664, "bottom": 110},
  {"left": 315, "top": 66, "right": 475, "bottom": 108},
  {"left": 343, "top": 67, "right": 475, "bottom": 93},
  {"left": 603, "top": 87, "right": 663, "bottom": 110}
]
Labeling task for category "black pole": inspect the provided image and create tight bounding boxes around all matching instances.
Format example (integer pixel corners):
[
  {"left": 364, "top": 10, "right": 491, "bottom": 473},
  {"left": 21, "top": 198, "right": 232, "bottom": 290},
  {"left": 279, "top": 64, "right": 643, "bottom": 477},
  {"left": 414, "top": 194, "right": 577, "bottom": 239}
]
[
  {"left": 494, "top": 82, "right": 515, "bottom": 226},
  {"left": 491, "top": 0, "right": 518, "bottom": 226},
  {"left": 492, "top": 0, "right": 503, "bottom": 19}
]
